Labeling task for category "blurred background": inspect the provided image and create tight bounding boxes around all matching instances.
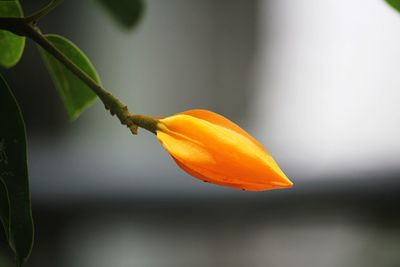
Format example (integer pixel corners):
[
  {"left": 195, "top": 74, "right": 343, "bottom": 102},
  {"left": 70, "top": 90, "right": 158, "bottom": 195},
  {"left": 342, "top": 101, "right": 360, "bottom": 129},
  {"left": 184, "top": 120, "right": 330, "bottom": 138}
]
[{"left": 2, "top": 0, "right": 400, "bottom": 266}]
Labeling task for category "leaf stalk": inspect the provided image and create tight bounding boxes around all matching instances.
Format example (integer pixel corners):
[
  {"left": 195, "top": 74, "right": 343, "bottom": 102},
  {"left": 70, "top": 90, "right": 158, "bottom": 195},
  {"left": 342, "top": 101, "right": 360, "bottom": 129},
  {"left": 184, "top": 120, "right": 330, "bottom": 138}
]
[{"left": 0, "top": 5, "right": 159, "bottom": 134}]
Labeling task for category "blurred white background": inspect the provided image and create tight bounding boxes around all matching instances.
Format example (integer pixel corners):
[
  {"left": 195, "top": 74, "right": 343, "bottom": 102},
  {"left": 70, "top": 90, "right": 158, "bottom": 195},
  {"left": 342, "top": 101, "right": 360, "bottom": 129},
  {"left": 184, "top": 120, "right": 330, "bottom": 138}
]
[{"left": 254, "top": 0, "right": 400, "bottom": 180}]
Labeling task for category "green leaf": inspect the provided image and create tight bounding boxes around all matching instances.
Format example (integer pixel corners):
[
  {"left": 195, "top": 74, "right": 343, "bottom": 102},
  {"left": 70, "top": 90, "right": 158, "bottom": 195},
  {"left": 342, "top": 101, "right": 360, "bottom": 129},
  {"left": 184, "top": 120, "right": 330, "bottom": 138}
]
[
  {"left": 39, "top": 34, "right": 101, "bottom": 120},
  {"left": 0, "top": 179, "right": 10, "bottom": 241},
  {"left": 96, "top": 0, "right": 144, "bottom": 29},
  {"left": 0, "top": 74, "right": 34, "bottom": 266},
  {"left": 386, "top": 0, "right": 400, "bottom": 12},
  {"left": 0, "top": 0, "right": 25, "bottom": 68}
]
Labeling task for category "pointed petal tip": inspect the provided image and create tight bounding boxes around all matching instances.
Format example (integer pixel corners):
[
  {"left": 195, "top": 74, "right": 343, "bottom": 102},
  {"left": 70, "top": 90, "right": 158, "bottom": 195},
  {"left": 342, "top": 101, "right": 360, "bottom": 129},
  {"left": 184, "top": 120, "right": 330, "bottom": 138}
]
[
  {"left": 271, "top": 176, "right": 293, "bottom": 189},
  {"left": 283, "top": 177, "right": 294, "bottom": 188},
  {"left": 279, "top": 171, "right": 293, "bottom": 188},
  {"left": 285, "top": 179, "right": 294, "bottom": 188}
]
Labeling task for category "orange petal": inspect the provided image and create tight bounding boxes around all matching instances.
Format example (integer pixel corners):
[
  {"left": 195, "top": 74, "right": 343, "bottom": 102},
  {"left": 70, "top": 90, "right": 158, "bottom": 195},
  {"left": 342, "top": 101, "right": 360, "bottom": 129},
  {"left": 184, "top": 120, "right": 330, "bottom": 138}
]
[
  {"left": 157, "top": 110, "right": 293, "bottom": 191},
  {"left": 171, "top": 155, "right": 275, "bottom": 191},
  {"left": 180, "top": 109, "right": 267, "bottom": 152}
]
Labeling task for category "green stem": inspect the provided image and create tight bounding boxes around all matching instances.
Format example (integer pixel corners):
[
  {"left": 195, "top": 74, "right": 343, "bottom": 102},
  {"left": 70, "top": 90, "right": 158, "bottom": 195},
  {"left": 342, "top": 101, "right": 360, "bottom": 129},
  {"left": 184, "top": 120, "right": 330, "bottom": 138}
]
[
  {"left": 26, "top": 24, "right": 135, "bottom": 126},
  {"left": 0, "top": 16, "right": 159, "bottom": 134},
  {"left": 129, "top": 114, "right": 159, "bottom": 134},
  {"left": 24, "top": 0, "right": 65, "bottom": 23}
]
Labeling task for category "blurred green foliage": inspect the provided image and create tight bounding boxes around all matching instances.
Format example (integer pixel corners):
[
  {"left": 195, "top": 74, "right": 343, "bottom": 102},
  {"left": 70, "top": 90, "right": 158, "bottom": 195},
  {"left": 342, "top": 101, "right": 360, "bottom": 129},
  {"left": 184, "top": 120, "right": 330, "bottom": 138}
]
[
  {"left": 97, "top": 0, "right": 144, "bottom": 29},
  {"left": 0, "top": 75, "right": 33, "bottom": 267},
  {"left": 386, "top": 0, "right": 400, "bottom": 12},
  {"left": 0, "top": 0, "right": 25, "bottom": 68},
  {"left": 0, "top": 0, "right": 146, "bottom": 265}
]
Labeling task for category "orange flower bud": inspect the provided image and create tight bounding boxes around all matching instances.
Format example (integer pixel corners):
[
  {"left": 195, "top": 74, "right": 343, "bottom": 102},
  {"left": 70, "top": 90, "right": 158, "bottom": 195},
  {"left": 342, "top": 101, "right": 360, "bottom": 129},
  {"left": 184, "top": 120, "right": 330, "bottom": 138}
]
[{"left": 156, "top": 109, "right": 293, "bottom": 191}]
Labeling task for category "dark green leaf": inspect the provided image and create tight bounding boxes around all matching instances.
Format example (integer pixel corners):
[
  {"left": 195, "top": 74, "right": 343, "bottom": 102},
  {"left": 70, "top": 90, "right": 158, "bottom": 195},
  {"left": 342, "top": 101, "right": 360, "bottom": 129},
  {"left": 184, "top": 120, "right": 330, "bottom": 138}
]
[
  {"left": 0, "top": 179, "right": 10, "bottom": 241},
  {"left": 386, "top": 0, "right": 400, "bottom": 12},
  {"left": 0, "top": 74, "right": 34, "bottom": 266},
  {"left": 39, "top": 34, "right": 101, "bottom": 120},
  {"left": 0, "top": 0, "right": 25, "bottom": 68},
  {"left": 97, "top": 0, "right": 144, "bottom": 29}
]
